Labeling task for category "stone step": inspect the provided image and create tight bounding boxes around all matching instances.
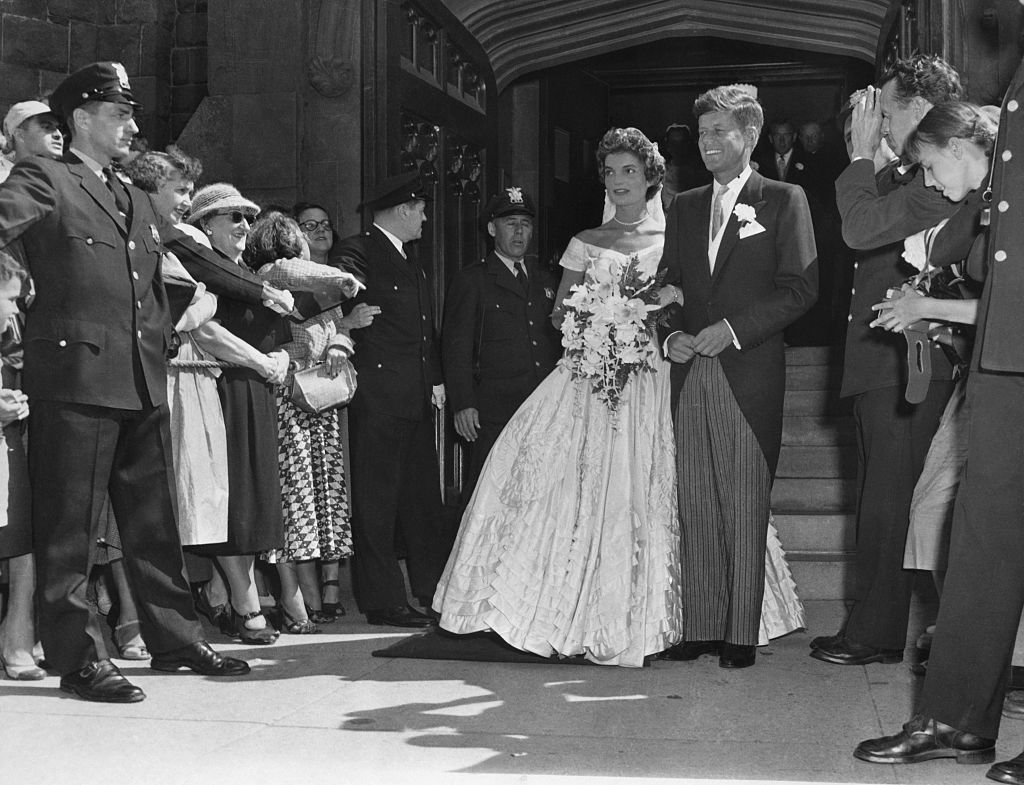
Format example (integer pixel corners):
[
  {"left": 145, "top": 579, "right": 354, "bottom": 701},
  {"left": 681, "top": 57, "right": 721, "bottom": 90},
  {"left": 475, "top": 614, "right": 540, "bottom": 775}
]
[
  {"left": 783, "top": 389, "right": 853, "bottom": 417},
  {"left": 773, "top": 512, "right": 855, "bottom": 553},
  {"left": 788, "top": 557, "right": 855, "bottom": 601},
  {"left": 785, "top": 363, "right": 842, "bottom": 391},
  {"left": 782, "top": 415, "right": 856, "bottom": 446},
  {"left": 784, "top": 345, "right": 840, "bottom": 367},
  {"left": 776, "top": 444, "right": 856, "bottom": 479},
  {"left": 771, "top": 477, "right": 856, "bottom": 513}
]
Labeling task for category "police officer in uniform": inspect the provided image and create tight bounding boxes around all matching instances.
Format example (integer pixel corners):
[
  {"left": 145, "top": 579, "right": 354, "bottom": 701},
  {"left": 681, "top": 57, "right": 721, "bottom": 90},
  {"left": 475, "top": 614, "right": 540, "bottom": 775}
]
[
  {"left": 0, "top": 62, "right": 249, "bottom": 702},
  {"left": 334, "top": 172, "right": 449, "bottom": 628},
  {"left": 442, "top": 186, "right": 561, "bottom": 500}
]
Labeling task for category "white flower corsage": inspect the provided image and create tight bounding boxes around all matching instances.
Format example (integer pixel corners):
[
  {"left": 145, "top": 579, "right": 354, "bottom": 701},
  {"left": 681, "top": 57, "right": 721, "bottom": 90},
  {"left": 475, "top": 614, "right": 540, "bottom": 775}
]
[
  {"left": 795, "top": 162, "right": 805, "bottom": 171},
  {"left": 734, "top": 202, "right": 766, "bottom": 239}
]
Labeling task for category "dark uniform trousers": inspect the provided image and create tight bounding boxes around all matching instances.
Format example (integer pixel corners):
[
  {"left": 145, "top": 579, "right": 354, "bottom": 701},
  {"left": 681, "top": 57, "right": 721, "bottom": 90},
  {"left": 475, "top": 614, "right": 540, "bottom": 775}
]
[{"left": 31, "top": 399, "right": 200, "bottom": 674}]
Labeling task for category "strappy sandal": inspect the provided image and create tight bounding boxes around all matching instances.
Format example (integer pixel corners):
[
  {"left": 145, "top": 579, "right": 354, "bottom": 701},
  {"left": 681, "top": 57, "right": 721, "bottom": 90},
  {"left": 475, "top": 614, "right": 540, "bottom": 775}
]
[
  {"left": 224, "top": 609, "right": 279, "bottom": 645},
  {"left": 280, "top": 607, "right": 319, "bottom": 635},
  {"left": 113, "top": 621, "right": 150, "bottom": 660},
  {"left": 321, "top": 579, "right": 347, "bottom": 618},
  {"left": 0, "top": 652, "right": 45, "bottom": 681},
  {"left": 305, "top": 604, "right": 336, "bottom": 625}
]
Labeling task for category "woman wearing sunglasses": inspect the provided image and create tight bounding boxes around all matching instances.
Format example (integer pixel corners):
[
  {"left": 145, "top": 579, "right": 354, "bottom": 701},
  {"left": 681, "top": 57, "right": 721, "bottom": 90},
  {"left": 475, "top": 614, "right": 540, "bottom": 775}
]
[{"left": 181, "top": 184, "right": 292, "bottom": 645}]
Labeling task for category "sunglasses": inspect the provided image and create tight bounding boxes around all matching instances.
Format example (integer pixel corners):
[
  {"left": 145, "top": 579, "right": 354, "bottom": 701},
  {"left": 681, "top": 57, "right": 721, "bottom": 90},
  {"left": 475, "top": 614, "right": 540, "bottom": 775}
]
[
  {"left": 213, "top": 210, "right": 251, "bottom": 224},
  {"left": 299, "top": 219, "right": 333, "bottom": 232}
]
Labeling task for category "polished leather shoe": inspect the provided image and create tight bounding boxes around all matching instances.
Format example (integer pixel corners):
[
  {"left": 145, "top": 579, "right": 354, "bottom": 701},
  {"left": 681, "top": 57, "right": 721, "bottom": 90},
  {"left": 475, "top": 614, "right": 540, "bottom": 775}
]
[
  {"left": 809, "top": 632, "right": 842, "bottom": 650},
  {"left": 406, "top": 604, "right": 440, "bottom": 623},
  {"left": 854, "top": 715, "right": 995, "bottom": 765},
  {"left": 810, "top": 637, "right": 902, "bottom": 666},
  {"left": 989, "top": 750, "right": 1024, "bottom": 784},
  {"left": 151, "top": 641, "right": 250, "bottom": 676},
  {"left": 1004, "top": 690, "right": 1024, "bottom": 720},
  {"left": 366, "top": 606, "right": 434, "bottom": 628},
  {"left": 719, "top": 643, "right": 755, "bottom": 669},
  {"left": 658, "top": 640, "right": 721, "bottom": 661},
  {"left": 60, "top": 659, "right": 145, "bottom": 703}
]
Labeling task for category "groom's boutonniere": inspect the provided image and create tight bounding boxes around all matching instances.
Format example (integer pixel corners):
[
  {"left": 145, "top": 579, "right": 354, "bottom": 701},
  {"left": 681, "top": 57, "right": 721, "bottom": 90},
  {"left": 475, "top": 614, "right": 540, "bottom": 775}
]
[{"left": 734, "top": 202, "right": 766, "bottom": 239}]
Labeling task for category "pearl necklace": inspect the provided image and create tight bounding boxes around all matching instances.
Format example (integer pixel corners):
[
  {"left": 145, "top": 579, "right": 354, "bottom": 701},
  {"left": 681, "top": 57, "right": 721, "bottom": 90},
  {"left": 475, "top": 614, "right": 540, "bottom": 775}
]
[{"left": 612, "top": 210, "right": 648, "bottom": 226}]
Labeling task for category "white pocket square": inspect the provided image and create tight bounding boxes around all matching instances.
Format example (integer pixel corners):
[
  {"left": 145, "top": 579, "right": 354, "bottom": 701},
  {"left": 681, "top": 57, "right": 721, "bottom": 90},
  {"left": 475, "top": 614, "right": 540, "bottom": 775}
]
[{"left": 738, "top": 221, "right": 766, "bottom": 239}]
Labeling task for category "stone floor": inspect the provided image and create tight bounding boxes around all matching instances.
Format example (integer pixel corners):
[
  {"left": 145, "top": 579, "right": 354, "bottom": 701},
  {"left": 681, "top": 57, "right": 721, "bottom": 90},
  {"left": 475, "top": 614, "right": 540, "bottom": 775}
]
[{"left": 3, "top": 588, "right": 1022, "bottom": 785}]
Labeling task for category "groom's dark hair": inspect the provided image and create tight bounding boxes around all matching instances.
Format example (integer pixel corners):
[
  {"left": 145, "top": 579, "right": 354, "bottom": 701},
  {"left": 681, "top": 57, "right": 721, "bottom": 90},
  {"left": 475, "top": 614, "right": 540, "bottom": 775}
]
[{"left": 693, "top": 86, "right": 764, "bottom": 136}]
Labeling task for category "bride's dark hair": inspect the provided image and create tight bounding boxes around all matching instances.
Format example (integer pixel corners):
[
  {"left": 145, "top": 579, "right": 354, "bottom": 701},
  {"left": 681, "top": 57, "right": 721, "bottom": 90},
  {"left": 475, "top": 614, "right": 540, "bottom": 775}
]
[{"left": 596, "top": 127, "right": 666, "bottom": 201}]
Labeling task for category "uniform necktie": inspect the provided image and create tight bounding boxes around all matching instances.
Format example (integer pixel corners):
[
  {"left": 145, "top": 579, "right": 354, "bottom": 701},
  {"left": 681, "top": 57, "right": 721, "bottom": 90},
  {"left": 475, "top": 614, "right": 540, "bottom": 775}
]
[
  {"left": 711, "top": 187, "right": 726, "bottom": 237},
  {"left": 102, "top": 167, "right": 131, "bottom": 219},
  {"left": 515, "top": 261, "right": 529, "bottom": 295}
]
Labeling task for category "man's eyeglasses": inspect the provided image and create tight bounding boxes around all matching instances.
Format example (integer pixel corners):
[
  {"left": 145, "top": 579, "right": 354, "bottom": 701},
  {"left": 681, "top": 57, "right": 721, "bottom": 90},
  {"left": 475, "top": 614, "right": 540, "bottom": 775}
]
[
  {"left": 299, "top": 219, "right": 333, "bottom": 232},
  {"left": 214, "top": 210, "right": 251, "bottom": 224}
]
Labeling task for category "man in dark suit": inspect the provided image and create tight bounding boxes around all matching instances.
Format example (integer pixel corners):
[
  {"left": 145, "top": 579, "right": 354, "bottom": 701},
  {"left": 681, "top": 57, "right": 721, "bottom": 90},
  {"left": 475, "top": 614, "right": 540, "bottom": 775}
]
[
  {"left": 334, "top": 172, "right": 449, "bottom": 628},
  {"left": 0, "top": 62, "right": 248, "bottom": 702},
  {"left": 441, "top": 186, "right": 561, "bottom": 501},
  {"left": 855, "top": 45, "right": 1024, "bottom": 784},
  {"left": 811, "top": 55, "right": 961, "bottom": 668},
  {"left": 756, "top": 120, "right": 809, "bottom": 186},
  {"left": 659, "top": 85, "right": 817, "bottom": 669}
]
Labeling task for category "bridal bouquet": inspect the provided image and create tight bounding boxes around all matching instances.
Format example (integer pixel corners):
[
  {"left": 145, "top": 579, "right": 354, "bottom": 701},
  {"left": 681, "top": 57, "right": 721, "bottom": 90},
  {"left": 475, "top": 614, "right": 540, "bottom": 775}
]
[{"left": 559, "top": 254, "right": 664, "bottom": 414}]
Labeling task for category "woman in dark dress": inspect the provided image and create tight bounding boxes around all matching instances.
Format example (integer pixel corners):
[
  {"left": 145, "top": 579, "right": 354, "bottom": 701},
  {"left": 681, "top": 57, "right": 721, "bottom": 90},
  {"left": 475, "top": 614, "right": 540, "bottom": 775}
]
[{"left": 183, "top": 184, "right": 291, "bottom": 645}]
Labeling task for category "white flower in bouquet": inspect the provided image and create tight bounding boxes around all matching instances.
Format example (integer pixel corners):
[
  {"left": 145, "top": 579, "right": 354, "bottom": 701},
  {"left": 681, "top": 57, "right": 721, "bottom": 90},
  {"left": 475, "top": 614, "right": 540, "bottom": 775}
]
[{"left": 559, "top": 253, "right": 668, "bottom": 416}]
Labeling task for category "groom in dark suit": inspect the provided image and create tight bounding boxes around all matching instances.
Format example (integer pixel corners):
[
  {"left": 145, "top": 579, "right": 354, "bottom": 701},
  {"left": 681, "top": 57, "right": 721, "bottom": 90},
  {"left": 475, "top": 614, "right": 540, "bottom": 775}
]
[{"left": 659, "top": 85, "right": 817, "bottom": 669}]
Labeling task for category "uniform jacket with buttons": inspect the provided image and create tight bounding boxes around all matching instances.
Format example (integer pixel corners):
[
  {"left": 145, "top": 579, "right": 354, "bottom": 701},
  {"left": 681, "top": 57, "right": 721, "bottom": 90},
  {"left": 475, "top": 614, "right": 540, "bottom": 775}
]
[
  {"left": 0, "top": 152, "right": 170, "bottom": 409},
  {"left": 332, "top": 226, "right": 442, "bottom": 420},
  {"left": 835, "top": 159, "right": 957, "bottom": 398},
  {"left": 659, "top": 171, "right": 818, "bottom": 473},
  {"left": 973, "top": 56, "right": 1024, "bottom": 374},
  {"left": 442, "top": 251, "right": 562, "bottom": 423}
]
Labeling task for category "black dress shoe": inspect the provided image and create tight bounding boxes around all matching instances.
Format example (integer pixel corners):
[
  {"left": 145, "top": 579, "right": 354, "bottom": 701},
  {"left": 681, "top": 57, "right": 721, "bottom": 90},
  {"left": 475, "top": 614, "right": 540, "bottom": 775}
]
[
  {"left": 719, "top": 643, "right": 756, "bottom": 669},
  {"left": 854, "top": 715, "right": 995, "bottom": 765},
  {"left": 366, "top": 606, "right": 434, "bottom": 628},
  {"left": 405, "top": 604, "right": 440, "bottom": 623},
  {"left": 60, "top": 659, "right": 145, "bottom": 703},
  {"left": 809, "top": 632, "right": 842, "bottom": 650},
  {"left": 658, "top": 640, "right": 722, "bottom": 661},
  {"left": 989, "top": 750, "right": 1024, "bottom": 784},
  {"left": 151, "top": 641, "right": 250, "bottom": 676},
  {"left": 810, "top": 637, "right": 902, "bottom": 666}
]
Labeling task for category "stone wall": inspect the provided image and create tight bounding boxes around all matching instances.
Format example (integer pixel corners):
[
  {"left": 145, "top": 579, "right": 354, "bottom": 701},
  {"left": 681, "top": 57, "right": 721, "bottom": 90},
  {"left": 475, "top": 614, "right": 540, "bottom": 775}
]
[
  {"left": 176, "top": 0, "right": 362, "bottom": 227},
  {"left": 0, "top": 0, "right": 179, "bottom": 145}
]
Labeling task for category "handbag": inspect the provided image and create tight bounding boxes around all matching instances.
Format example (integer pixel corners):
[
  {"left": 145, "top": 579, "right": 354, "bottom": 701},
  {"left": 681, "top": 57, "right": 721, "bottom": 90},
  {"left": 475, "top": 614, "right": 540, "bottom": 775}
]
[{"left": 290, "top": 359, "right": 357, "bottom": 414}]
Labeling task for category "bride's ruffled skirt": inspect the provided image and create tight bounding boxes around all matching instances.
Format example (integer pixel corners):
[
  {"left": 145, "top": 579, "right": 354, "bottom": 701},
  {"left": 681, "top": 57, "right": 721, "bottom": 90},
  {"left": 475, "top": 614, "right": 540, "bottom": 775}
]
[{"left": 433, "top": 358, "right": 804, "bottom": 667}]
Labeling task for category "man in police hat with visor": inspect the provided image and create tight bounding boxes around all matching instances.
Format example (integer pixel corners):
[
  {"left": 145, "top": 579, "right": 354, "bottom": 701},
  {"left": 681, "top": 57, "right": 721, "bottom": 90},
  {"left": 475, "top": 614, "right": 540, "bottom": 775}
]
[
  {"left": 0, "top": 61, "right": 250, "bottom": 703},
  {"left": 441, "top": 185, "right": 560, "bottom": 501},
  {"left": 334, "top": 171, "right": 450, "bottom": 627}
]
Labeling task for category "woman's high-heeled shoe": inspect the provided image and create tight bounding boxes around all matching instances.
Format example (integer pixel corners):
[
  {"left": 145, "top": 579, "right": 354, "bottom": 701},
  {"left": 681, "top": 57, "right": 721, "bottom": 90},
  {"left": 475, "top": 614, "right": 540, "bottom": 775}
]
[
  {"left": 321, "top": 579, "right": 347, "bottom": 618},
  {"left": 280, "top": 607, "right": 319, "bottom": 635},
  {"left": 305, "top": 604, "right": 335, "bottom": 625},
  {"left": 223, "top": 609, "right": 279, "bottom": 645},
  {"left": 194, "top": 586, "right": 229, "bottom": 627},
  {"left": 0, "top": 652, "right": 46, "bottom": 681}
]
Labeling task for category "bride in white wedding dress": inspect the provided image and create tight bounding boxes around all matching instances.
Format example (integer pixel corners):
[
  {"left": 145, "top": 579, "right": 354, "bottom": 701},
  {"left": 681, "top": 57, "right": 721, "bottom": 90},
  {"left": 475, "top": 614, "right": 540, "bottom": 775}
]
[{"left": 432, "top": 127, "right": 802, "bottom": 667}]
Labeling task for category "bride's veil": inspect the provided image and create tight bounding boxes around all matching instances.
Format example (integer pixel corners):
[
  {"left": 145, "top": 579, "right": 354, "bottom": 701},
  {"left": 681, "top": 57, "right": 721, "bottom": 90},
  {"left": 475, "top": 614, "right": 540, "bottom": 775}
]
[{"left": 602, "top": 185, "right": 667, "bottom": 230}]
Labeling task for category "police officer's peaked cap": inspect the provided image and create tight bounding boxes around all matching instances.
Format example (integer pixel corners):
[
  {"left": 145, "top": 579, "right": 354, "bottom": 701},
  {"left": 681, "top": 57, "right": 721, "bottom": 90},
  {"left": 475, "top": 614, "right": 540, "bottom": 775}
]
[
  {"left": 50, "top": 62, "right": 142, "bottom": 121},
  {"left": 359, "top": 172, "right": 432, "bottom": 212},
  {"left": 484, "top": 186, "right": 535, "bottom": 221}
]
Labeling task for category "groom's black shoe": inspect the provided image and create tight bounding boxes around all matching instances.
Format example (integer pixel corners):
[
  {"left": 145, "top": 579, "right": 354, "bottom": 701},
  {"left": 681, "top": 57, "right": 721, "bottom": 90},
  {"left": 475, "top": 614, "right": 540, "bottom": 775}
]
[
  {"left": 659, "top": 640, "right": 721, "bottom": 661},
  {"left": 719, "top": 643, "right": 755, "bottom": 669},
  {"left": 809, "top": 632, "right": 843, "bottom": 650},
  {"left": 811, "top": 637, "right": 902, "bottom": 666},
  {"left": 988, "top": 750, "right": 1024, "bottom": 784}
]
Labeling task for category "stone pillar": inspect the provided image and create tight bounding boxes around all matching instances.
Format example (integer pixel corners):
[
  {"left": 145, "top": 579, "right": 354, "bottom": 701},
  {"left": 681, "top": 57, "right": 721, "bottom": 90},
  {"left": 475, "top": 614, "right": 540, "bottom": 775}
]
[{"left": 176, "top": 0, "right": 362, "bottom": 219}]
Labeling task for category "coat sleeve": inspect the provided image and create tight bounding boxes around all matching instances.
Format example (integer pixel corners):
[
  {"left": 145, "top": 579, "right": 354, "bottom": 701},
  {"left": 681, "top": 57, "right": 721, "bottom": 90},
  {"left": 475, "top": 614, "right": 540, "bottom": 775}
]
[
  {"left": 727, "top": 186, "right": 818, "bottom": 349},
  {"left": 656, "top": 194, "right": 686, "bottom": 345},
  {"left": 0, "top": 159, "right": 57, "bottom": 251},
  {"left": 837, "top": 159, "right": 955, "bottom": 250},
  {"left": 441, "top": 268, "right": 481, "bottom": 412},
  {"left": 163, "top": 231, "right": 266, "bottom": 305}
]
